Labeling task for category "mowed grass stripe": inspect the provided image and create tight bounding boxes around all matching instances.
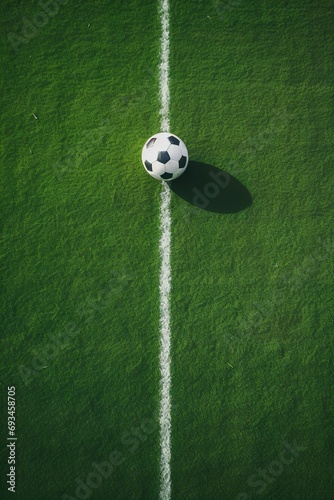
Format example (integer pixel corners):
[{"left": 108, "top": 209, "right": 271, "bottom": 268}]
[
  {"left": 1, "top": 1, "right": 164, "bottom": 498},
  {"left": 169, "top": 1, "right": 334, "bottom": 499}
]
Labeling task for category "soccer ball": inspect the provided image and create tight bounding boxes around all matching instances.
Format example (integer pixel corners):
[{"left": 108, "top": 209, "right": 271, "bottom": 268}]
[{"left": 141, "top": 132, "right": 189, "bottom": 181}]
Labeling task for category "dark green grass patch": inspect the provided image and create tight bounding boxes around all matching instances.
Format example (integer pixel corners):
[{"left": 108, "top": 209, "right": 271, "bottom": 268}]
[
  {"left": 1, "top": 1, "right": 163, "bottom": 499},
  {"left": 169, "top": 1, "right": 334, "bottom": 499}
]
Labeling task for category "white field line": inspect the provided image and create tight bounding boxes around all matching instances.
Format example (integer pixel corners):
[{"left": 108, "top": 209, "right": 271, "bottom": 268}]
[
  {"left": 158, "top": 0, "right": 172, "bottom": 499},
  {"left": 159, "top": 0, "right": 170, "bottom": 133}
]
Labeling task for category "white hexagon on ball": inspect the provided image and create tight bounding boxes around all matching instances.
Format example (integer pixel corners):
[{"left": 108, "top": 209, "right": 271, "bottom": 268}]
[
  {"left": 168, "top": 144, "right": 182, "bottom": 162},
  {"left": 152, "top": 162, "right": 165, "bottom": 177},
  {"left": 142, "top": 132, "right": 189, "bottom": 181},
  {"left": 166, "top": 160, "right": 179, "bottom": 174}
]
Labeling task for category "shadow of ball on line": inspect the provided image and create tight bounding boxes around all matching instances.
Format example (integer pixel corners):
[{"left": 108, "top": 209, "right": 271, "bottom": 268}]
[
  {"left": 169, "top": 161, "right": 253, "bottom": 214},
  {"left": 141, "top": 132, "right": 189, "bottom": 181}
]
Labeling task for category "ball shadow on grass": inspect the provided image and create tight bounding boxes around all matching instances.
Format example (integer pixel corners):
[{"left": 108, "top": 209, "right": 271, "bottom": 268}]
[{"left": 169, "top": 160, "right": 252, "bottom": 214}]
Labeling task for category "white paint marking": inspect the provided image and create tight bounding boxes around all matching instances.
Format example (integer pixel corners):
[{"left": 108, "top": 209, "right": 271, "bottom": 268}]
[
  {"left": 159, "top": 0, "right": 170, "bottom": 133},
  {"left": 158, "top": 1, "right": 172, "bottom": 499},
  {"left": 159, "top": 182, "right": 172, "bottom": 500}
]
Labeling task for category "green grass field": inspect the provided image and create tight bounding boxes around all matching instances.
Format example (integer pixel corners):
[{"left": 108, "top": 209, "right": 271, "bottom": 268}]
[{"left": 1, "top": 0, "right": 333, "bottom": 499}]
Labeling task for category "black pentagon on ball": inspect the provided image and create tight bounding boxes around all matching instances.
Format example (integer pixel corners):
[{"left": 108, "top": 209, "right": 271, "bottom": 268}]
[
  {"left": 168, "top": 135, "right": 180, "bottom": 146},
  {"left": 161, "top": 172, "right": 173, "bottom": 180},
  {"left": 146, "top": 137, "right": 157, "bottom": 148},
  {"left": 144, "top": 160, "right": 153, "bottom": 171},
  {"left": 157, "top": 151, "right": 170, "bottom": 164},
  {"left": 179, "top": 155, "right": 187, "bottom": 169}
]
